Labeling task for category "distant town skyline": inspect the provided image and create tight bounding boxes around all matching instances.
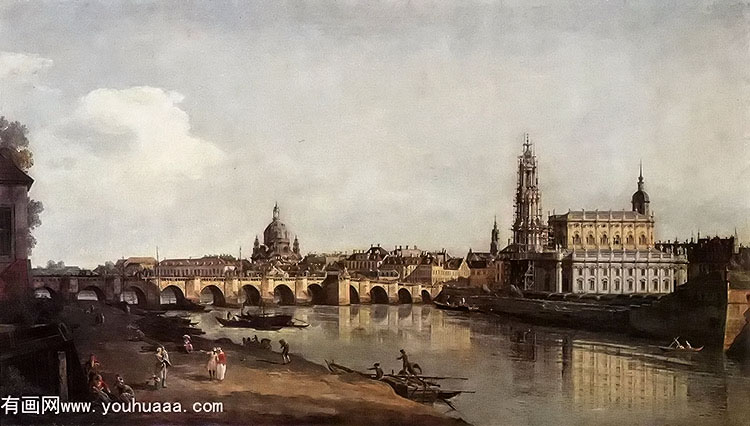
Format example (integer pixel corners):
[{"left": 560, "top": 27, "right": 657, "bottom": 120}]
[{"left": 0, "top": 1, "right": 747, "bottom": 267}]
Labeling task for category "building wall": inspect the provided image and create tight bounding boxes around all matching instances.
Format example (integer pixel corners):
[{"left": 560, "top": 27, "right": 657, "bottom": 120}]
[
  {"left": 549, "top": 213, "right": 655, "bottom": 251},
  {"left": 0, "top": 183, "right": 30, "bottom": 264}
]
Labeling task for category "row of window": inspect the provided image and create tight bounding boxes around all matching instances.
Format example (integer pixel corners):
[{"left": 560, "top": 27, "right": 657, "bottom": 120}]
[
  {"left": 159, "top": 268, "right": 227, "bottom": 276},
  {"left": 572, "top": 233, "right": 648, "bottom": 246},
  {"left": 576, "top": 278, "right": 673, "bottom": 293},
  {"left": 576, "top": 267, "right": 675, "bottom": 277}
]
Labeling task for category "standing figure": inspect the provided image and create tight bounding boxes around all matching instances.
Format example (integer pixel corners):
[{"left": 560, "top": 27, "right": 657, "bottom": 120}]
[
  {"left": 397, "top": 349, "right": 422, "bottom": 376},
  {"left": 216, "top": 348, "right": 227, "bottom": 380},
  {"left": 226, "top": 311, "right": 232, "bottom": 320},
  {"left": 206, "top": 348, "right": 218, "bottom": 380},
  {"left": 183, "top": 335, "right": 193, "bottom": 353},
  {"left": 154, "top": 347, "right": 170, "bottom": 388},
  {"left": 279, "top": 339, "right": 290, "bottom": 364},
  {"left": 84, "top": 354, "right": 101, "bottom": 381}
]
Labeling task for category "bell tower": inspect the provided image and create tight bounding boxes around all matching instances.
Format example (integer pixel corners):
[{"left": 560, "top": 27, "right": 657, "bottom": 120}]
[
  {"left": 511, "top": 134, "right": 547, "bottom": 252},
  {"left": 490, "top": 216, "right": 499, "bottom": 255}
]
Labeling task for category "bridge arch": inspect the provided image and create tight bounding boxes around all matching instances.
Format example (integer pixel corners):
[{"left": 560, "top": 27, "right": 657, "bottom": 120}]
[
  {"left": 122, "top": 286, "right": 147, "bottom": 305},
  {"left": 274, "top": 284, "right": 296, "bottom": 305},
  {"left": 77, "top": 286, "right": 105, "bottom": 301},
  {"left": 200, "top": 285, "right": 226, "bottom": 306},
  {"left": 350, "top": 286, "right": 360, "bottom": 304},
  {"left": 242, "top": 285, "right": 261, "bottom": 306},
  {"left": 421, "top": 289, "right": 432, "bottom": 303},
  {"left": 398, "top": 288, "right": 413, "bottom": 304},
  {"left": 34, "top": 287, "right": 56, "bottom": 300},
  {"left": 370, "top": 286, "right": 389, "bottom": 304},
  {"left": 161, "top": 285, "right": 186, "bottom": 305},
  {"left": 307, "top": 284, "right": 325, "bottom": 305}
]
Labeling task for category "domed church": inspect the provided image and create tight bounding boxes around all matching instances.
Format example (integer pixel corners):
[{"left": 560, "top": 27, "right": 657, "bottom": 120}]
[{"left": 252, "top": 203, "right": 301, "bottom": 263}]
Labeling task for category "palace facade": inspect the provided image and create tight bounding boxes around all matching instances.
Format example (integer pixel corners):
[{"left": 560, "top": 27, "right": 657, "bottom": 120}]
[{"left": 497, "top": 136, "right": 688, "bottom": 295}]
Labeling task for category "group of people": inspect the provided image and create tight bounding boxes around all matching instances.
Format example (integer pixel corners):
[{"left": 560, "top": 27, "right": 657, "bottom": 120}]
[
  {"left": 204, "top": 347, "right": 227, "bottom": 380},
  {"left": 366, "top": 349, "right": 422, "bottom": 379},
  {"left": 84, "top": 354, "right": 136, "bottom": 404}
]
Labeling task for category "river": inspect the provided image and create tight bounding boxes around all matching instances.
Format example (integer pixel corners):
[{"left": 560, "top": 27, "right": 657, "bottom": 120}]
[{"left": 188, "top": 305, "right": 750, "bottom": 426}]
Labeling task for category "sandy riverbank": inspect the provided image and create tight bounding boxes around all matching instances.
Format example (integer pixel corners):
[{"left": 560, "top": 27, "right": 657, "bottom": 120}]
[{"left": 10, "top": 302, "right": 467, "bottom": 425}]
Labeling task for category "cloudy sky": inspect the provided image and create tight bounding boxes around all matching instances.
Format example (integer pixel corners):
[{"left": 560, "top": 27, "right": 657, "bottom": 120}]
[{"left": 0, "top": 1, "right": 747, "bottom": 267}]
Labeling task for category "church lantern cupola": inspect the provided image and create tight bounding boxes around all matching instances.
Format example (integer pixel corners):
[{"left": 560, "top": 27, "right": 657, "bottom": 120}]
[{"left": 631, "top": 162, "right": 650, "bottom": 216}]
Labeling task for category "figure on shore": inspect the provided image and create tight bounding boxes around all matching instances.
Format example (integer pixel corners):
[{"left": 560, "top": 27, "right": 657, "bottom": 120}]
[
  {"left": 397, "top": 349, "right": 422, "bottom": 376},
  {"left": 279, "top": 339, "right": 290, "bottom": 364},
  {"left": 183, "top": 335, "right": 193, "bottom": 353},
  {"left": 226, "top": 311, "right": 232, "bottom": 320},
  {"left": 216, "top": 348, "right": 227, "bottom": 380},
  {"left": 154, "top": 347, "right": 170, "bottom": 388},
  {"left": 114, "top": 374, "right": 135, "bottom": 403},
  {"left": 368, "top": 363, "right": 384, "bottom": 379},
  {"left": 206, "top": 348, "right": 218, "bottom": 380},
  {"left": 84, "top": 353, "right": 101, "bottom": 381},
  {"left": 89, "top": 373, "right": 112, "bottom": 404}
]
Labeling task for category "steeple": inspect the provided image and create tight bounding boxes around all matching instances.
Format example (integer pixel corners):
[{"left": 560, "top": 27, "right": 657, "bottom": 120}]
[
  {"left": 293, "top": 235, "right": 300, "bottom": 255},
  {"left": 490, "top": 215, "right": 499, "bottom": 255},
  {"left": 631, "top": 162, "right": 650, "bottom": 215},
  {"left": 512, "top": 134, "right": 547, "bottom": 253},
  {"left": 273, "top": 202, "right": 280, "bottom": 220}
]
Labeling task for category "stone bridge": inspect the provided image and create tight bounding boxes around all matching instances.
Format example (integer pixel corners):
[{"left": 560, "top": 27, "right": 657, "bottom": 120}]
[{"left": 31, "top": 274, "right": 444, "bottom": 309}]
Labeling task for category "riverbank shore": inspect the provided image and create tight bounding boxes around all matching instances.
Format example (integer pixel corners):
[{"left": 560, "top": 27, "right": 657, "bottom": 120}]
[{"left": 10, "top": 302, "right": 466, "bottom": 425}]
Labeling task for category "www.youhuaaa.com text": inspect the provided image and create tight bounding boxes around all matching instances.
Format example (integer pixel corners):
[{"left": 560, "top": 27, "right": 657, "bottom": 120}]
[{"left": 1, "top": 396, "right": 223, "bottom": 416}]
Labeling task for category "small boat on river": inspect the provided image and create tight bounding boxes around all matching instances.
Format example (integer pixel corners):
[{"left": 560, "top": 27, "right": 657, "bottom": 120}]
[
  {"left": 658, "top": 337, "right": 704, "bottom": 352},
  {"left": 325, "top": 360, "right": 467, "bottom": 404},
  {"left": 433, "top": 299, "right": 470, "bottom": 312},
  {"left": 216, "top": 315, "right": 309, "bottom": 330}
]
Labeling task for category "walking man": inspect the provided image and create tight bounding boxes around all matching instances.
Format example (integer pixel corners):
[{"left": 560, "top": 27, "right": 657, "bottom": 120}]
[
  {"left": 154, "top": 347, "right": 170, "bottom": 388},
  {"left": 279, "top": 339, "right": 290, "bottom": 364}
]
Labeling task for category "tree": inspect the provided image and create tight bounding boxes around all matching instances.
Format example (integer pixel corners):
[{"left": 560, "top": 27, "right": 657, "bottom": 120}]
[
  {"left": 1, "top": 116, "right": 43, "bottom": 255},
  {"left": 0, "top": 116, "right": 33, "bottom": 171}
]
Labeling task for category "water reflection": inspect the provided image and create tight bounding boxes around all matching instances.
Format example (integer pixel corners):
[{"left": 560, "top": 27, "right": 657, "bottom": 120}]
[{"left": 192, "top": 305, "right": 750, "bottom": 426}]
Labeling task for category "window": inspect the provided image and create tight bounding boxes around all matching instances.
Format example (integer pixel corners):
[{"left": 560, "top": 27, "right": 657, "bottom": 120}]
[
  {"left": 602, "top": 280, "right": 608, "bottom": 291},
  {"left": 613, "top": 235, "right": 621, "bottom": 245},
  {"left": 639, "top": 234, "right": 648, "bottom": 245},
  {"left": 577, "top": 279, "right": 583, "bottom": 291},
  {"left": 602, "top": 269, "right": 608, "bottom": 276},
  {"left": 0, "top": 207, "right": 11, "bottom": 256},
  {"left": 600, "top": 234, "right": 609, "bottom": 245},
  {"left": 652, "top": 279, "right": 658, "bottom": 291},
  {"left": 586, "top": 234, "right": 595, "bottom": 245},
  {"left": 614, "top": 279, "right": 621, "bottom": 291},
  {"left": 573, "top": 233, "right": 581, "bottom": 245},
  {"left": 588, "top": 279, "right": 595, "bottom": 291},
  {"left": 640, "top": 279, "right": 646, "bottom": 292},
  {"left": 628, "top": 268, "right": 634, "bottom": 277},
  {"left": 615, "top": 269, "right": 620, "bottom": 277},
  {"left": 628, "top": 280, "right": 634, "bottom": 291},
  {"left": 589, "top": 267, "right": 595, "bottom": 276},
  {"left": 626, "top": 234, "right": 634, "bottom": 245},
  {"left": 663, "top": 279, "right": 670, "bottom": 292}
]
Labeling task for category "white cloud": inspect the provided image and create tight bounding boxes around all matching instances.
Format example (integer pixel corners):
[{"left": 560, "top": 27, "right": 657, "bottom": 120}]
[{"left": 0, "top": 51, "right": 53, "bottom": 80}]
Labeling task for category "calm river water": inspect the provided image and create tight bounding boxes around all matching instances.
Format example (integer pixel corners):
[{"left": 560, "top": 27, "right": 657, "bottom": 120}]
[{"left": 188, "top": 305, "right": 750, "bottom": 426}]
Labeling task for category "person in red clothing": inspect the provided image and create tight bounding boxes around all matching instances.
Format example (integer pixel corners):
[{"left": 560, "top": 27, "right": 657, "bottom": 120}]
[{"left": 216, "top": 348, "right": 227, "bottom": 380}]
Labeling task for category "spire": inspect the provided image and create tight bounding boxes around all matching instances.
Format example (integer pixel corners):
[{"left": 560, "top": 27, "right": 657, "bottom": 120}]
[
  {"left": 273, "top": 202, "right": 280, "bottom": 220},
  {"left": 637, "top": 160, "right": 646, "bottom": 192}
]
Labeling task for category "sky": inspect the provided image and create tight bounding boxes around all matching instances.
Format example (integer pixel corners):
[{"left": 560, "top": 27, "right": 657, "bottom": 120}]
[{"left": 0, "top": 0, "right": 748, "bottom": 268}]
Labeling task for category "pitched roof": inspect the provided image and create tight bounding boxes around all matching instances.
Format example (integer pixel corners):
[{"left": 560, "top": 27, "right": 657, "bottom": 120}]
[{"left": 0, "top": 150, "right": 33, "bottom": 188}]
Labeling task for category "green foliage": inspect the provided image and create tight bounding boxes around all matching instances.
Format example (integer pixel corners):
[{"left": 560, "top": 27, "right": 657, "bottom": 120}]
[{"left": 0, "top": 116, "right": 33, "bottom": 170}]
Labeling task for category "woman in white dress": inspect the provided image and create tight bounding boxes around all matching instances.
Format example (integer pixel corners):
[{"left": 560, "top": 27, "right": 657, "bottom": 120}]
[
  {"left": 216, "top": 348, "right": 227, "bottom": 381},
  {"left": 205, "top": 348, "right": 218, "bottom": 380}
]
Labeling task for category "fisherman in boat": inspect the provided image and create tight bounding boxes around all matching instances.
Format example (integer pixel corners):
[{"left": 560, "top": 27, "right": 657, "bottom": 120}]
[
  {"left": 397, "top": 349, "right": 422, "bottom": 376},
  {"left": 367, "top": 362, "right": 384, "bottom": 379},
  {"left": 226, "top": 311, "right": 232, "bottom": 320}
]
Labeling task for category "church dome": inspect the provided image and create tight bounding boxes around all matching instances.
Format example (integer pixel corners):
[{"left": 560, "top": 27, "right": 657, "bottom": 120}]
[
  {"left": 631, "top": 189, "right": 649, "bottom": 204},
  {"left": 263, "top": 203, "right": 290, "bottom": 246}
]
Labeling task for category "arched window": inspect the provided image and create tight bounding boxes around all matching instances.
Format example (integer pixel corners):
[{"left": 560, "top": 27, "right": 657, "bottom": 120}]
[
  {"left": 589, "top": 267, "right": 595, "bottom": 276},
  {"left": 588, "top": 278, "right": 595, "bottom": 291},
  {"left": 600, "top": 234, "right": 609, "bottom": 245},
  {"left": 626, "top": 234, "right": 634, "bottom": 245},
  {"left": 573, "top": 233, "right": 582, "bottom": 245},
  {"left": 577, "top": 279, "right": 583, "bottom": 291},
  {"left": 602, "top": 279, "right": 608, "bottom": 291},
  {"left": 640, "top": 279, "right": 646, "bottom": 292},
  {"left": 663, "top": 279, "right": 670, "bottom": 292},
  {"left": 614, "top": 279, "right": 621, "bottom": 291},
  {"left": 586, "top": 234, "right": 595, "bottom": 245},
  {"left": 628, "top": 280, "right": 634, "bottom": 291},
  {"left": 613, "top": 234, "right": 621, "bottom": 245},
  {"left": 639, "top": 234, "right": 648, "bottom": 245},
  {"left": 652, "top": 279, "right": 658, "bottom": 291}
]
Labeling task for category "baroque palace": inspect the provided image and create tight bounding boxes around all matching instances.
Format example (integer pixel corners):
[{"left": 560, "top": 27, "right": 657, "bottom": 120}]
[{"left": 497, "top": 135, "right": 688, "bottom": 295}]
